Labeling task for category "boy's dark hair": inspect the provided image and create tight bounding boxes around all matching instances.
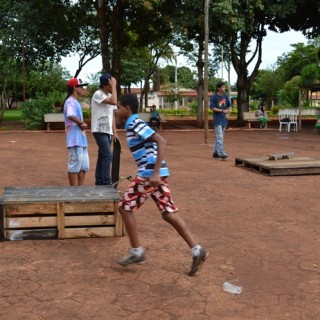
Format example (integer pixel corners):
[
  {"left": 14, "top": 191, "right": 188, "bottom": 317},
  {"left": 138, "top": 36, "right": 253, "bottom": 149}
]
[
  {"left": 119, "top": 94, "right": 139, "bottom": 114},
  {"left": 216, "top": 82, "right": 225, "bottom": 91}
]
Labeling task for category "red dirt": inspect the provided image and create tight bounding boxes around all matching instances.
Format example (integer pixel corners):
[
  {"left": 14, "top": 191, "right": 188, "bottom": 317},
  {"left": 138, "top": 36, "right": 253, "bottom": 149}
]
[{"left": 0, "top": 128, "right": 319, "bottom": 319}]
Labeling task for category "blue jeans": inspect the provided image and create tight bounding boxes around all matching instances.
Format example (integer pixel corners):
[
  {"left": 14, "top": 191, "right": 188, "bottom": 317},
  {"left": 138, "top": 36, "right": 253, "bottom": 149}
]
[
  {"left": 92, "top": 132, "right": 112, "bottom": 185},
  {"left": 214, "top": 125, "right": 227, "bottom": 156}
]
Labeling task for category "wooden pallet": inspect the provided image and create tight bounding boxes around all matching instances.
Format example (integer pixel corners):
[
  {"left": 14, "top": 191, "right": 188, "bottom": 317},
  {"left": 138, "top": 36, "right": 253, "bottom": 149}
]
[
  {"left": 0, "top": 186, "right": 122, "bottom": 241},
  {"left": 235, "top": 156, "right": 320, "bottom": 176}
]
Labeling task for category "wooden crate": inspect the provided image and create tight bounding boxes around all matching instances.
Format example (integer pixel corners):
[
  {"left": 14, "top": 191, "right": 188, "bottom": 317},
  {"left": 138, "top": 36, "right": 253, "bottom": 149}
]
[
  {"left": 0, "top": 186, "right": 122, "bottom": 241},
  {"left": 235, "top": 156, "right": 320, "bottom": 176}
]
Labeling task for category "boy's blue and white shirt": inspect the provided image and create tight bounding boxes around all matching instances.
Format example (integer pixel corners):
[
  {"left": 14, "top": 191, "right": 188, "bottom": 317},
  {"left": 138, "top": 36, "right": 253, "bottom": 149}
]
[{"left": 125, "top": 114, "right": 170, "bottom": 178}]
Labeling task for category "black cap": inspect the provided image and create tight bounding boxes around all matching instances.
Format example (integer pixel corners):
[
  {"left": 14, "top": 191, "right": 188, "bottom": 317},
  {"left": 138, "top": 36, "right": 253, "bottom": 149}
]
[{"left": 100, "top": 73, "right": 112, "bottom": 86}]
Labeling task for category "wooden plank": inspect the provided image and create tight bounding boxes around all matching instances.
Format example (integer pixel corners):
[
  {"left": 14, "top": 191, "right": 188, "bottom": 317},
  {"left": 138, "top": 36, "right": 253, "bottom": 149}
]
[
  {"left": 2, "top": 186, "right": 120, "bottom": 203},
  {"left": 5, "top": 214, "right": 115, "bottom": 229},
  {"left": 57, "top": 202, "right": 65, "bottom": 239},
  {"left": 268, "top": 167, "right": 320, "bottom": 176},
  {"left": 4, "top": 201, "right": 115, "bottom": 216},
  {"left": 65, "top": 227, "right": 115, "bottom": 239},
  {"left": 4, "top": 203, "right": 57, "bottom": 215},
  {"left": 114, "top": 202, "right": 123, "bottom": 236},
  {"left": 65, "top": 214, "right": 115, "bottom": 226},
  {"left": 64, "top": 201, "right": 115, "bottom": 214},
  {"left": 5, "top": 229, "right": 57, "bottom": 241},
  {"left": 6, "top": 216, "right": 57, "bottom": 229},
  {"left": 0, "top": 199, "right": 4, "bottom": 241}
]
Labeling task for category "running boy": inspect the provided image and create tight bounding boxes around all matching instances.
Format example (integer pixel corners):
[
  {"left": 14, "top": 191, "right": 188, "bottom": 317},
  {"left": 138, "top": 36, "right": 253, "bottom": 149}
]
[{"left": 116, "top": 93, "right": 208, "bottom": 276}]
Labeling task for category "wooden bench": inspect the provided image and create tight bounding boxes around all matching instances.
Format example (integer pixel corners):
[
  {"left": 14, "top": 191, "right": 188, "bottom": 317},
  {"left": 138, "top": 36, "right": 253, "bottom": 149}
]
[
  {"left": 44, "top": 113, "right": 65, "bottom": 131},
  {"left": 243, "top": 112, "right": 267, "bottom": 129},
  {"left": 139, "top": 112, "right": 167, "bottom": 130}
]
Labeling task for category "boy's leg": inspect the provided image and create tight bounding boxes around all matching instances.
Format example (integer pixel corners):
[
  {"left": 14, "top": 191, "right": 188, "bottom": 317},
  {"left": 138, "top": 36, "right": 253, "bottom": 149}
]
[
  {"left": 117, "top": 207, "right": 145, "bottom": 266},
  {"left": 118, "top": 207, "right": 141, "bottom": 249},
  {"left": 162, "top": 211, "right": 209, "bottom": 276},
  {"left": 77, "top": 171, "right": 86, "bottom": 186},
  {"left": 153, "top": 180, "right": 209, "bottom": 275},
  {"left": 68, "top": 172, "right": 77, "bottom": 186},
  {"left": 117, "top": 177, "right": 150, "bottom": 266},
  {"left": 162, "top": 212, "right": 197, "bottom": 248}
]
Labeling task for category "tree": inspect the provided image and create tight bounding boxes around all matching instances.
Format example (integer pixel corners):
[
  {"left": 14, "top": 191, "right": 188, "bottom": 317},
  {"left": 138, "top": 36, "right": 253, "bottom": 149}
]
[
  {"left": 278, "top": 75, "right": 301, "bottom": 108},
  {"left": 276, "top": 43, "right": 319, "bottom": 82},
  {"left": 0, "top": 0, "right": 86, "bottom": 105},
  {"left": 94, "top": 0, "right": 178, "bottom": 97},
  {"left": 250, "top": 69, "right": 284, "bottom": 108},
  {"left": 172, "top": 0, "right": 212, "bottom": 127},
  {"left": 69, "top": 3, "right": 102, "bottom": 77},
  {"left": 209, "top": 0, "right": 319, "bottom": 126},
  {"left": 158, "top": 65, "right": 197, "bottom": 89}
]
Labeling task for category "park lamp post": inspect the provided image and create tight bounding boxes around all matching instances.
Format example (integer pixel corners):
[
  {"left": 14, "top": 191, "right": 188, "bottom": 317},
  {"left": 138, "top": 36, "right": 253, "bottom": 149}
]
[{"left": 203, "top": 0, "right": 210, "bottom": 143}]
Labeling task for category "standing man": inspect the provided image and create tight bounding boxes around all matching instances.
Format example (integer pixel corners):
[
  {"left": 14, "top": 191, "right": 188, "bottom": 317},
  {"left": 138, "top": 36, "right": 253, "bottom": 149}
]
[
  {"left": 210, "top": 82, "right": 231, "bottom": 160},
  {"left": 91, "top": 73, "right": 118, "bottom": 185},
  {"left": 64, "top": 78, "right": 89, "bottom": 186}
]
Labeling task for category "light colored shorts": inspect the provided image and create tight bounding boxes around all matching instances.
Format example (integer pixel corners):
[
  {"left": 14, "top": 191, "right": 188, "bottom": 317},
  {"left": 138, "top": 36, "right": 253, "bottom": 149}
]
[
  {"left": 67, "top": 146, "right": 89, "bottom": 173},
  {"left": 119, "top": 176, "right": 178, "bottom": 214}
]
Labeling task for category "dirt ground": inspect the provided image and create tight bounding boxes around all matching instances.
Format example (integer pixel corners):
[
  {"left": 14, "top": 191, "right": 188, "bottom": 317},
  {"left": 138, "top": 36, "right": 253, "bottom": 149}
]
[{"left": 0, "top": 128, "right": 319, "bottom": 320}]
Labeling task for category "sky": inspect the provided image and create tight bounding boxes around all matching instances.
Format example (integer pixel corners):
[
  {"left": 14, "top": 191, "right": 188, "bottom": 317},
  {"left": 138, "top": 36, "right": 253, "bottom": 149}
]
[{"left": 60, "top": 30, "right": 309, "bottom": 86}]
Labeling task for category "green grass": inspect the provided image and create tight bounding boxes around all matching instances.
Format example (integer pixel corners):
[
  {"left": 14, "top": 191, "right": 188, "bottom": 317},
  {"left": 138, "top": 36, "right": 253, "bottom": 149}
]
[{"left": 2, "top": 109, "right": 22, "bottom": 121}]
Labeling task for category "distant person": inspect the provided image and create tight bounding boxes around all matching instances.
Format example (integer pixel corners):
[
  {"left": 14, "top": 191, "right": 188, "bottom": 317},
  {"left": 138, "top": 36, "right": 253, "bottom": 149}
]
[
  {"left": 63, "top": 78, "right": 89, "bottom": 186},
  {"left": 210, "top": 82, "right": 231, "bottom": 160},
  {"left": 255, "top": 102, "right": 268, "bottom": 128},
  {"left": 116, "top": 93, "right": 208, "bottom": 276},
  {"left": 149, "top": 104, "right": 160, "bottom": 130},
  {"left": 91, "top": 73, "right": 118, "bottom": 185}
]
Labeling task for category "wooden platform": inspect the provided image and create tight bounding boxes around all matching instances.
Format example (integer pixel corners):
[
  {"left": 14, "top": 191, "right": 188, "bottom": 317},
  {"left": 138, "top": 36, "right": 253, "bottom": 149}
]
[
  {"left": 235, "top": 156, "right": 320, "bottom": 176},
  {"left": 0, "top": 186, "right": 122, "bottom": 241}
]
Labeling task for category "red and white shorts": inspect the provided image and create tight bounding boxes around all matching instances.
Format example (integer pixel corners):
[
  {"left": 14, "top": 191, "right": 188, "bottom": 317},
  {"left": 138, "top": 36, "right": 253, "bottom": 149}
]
[{"left": 118, "top": 176, "right": 178, "bottom": 214}]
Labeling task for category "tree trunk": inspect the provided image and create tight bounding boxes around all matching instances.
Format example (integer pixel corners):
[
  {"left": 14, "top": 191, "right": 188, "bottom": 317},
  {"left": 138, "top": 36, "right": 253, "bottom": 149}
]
[
  {"left": 230, "top": 26, "right": 264, "bottom": 126},
  {"left": 96, "top": 0, "right": 110, "bottom": 72},
  {"left": 236, "top": 75, "right": 251, "bottom": 126},
  {"left": 111, "top": 0, "right": 126, "bottom": 93}
]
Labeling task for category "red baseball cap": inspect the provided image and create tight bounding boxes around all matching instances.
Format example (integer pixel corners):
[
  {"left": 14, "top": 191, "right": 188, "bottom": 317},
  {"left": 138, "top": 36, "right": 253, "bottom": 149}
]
[{"left": 67, "top": 78, "right": 88, "bottom": 88}]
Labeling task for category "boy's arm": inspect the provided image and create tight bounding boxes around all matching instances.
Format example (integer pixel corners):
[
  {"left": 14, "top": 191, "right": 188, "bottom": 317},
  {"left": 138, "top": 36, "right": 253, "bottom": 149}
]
[
  {"left": 67, "top": 116, "right": 87, "bottom": 131},
  {"left": 100, "top": 78, "right": 117, "bottom": 105},
  {"left": 210, "top": 96, "right": 223, "bottom": 113},
  {"left": 148, "top": 133, "right": 167, "bottom": 187}
]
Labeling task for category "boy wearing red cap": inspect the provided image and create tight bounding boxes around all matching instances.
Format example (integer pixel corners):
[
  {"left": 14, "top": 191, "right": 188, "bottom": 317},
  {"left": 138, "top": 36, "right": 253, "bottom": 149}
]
[{"left": 63, "top": 78, "right": 89, "bottom": 186}]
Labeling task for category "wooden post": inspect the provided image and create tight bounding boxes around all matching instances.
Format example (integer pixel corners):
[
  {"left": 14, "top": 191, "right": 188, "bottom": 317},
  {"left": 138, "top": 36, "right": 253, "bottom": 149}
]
[
  {"left": 56, "top": 202, "right": 65, "bottom": 239},
  {"left": 298, "top": 88, "right": 302, "bottom": 131},
  {"left": 0, "top": 200, "right": 4, "bottom": 241},
  {"left": 114, "top": 202, "right": 123, "bottom": 236}
]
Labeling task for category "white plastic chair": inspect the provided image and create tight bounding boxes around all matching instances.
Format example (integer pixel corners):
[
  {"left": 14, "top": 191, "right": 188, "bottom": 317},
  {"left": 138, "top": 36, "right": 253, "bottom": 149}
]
[
  {"left": 288, "top": 112, "right": 298, "bottom": 132},
  {"left": 279, "top": 112, "right": 298, "bottom": 132},
  {"left": 279, "top": 113, "right": 290, "bottom": 132}
]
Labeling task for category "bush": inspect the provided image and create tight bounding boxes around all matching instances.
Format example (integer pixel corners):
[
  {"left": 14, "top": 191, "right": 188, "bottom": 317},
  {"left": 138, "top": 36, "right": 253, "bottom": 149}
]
[
  {"left": 21, "top": 97, "right": 55, "bottom": 129},
  {"left": 83, "top": 108, "right": 91, "bottom": 118},
  {"left": 269, "top": 104, "right": 282, "bottom": 115},
  {"left": 187, "top": 100, "right": 198, "bottom": 115}
]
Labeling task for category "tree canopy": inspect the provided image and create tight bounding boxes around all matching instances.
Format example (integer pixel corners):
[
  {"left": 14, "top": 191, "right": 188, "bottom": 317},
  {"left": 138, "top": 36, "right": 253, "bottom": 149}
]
[{"left": 0, "top": 0, "right": 319, "bottom": 119}]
